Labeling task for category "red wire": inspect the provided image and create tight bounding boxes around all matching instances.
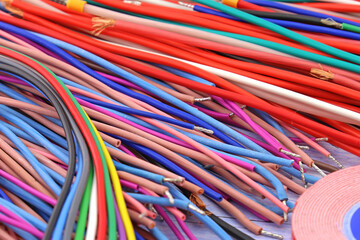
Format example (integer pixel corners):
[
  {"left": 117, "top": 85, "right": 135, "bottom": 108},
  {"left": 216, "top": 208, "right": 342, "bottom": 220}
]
[
  {"left": 0, "top": 46, "right": 108, "bottom": 240},
  {"left": 4, "top": 12, "right": 360, "bottom": 150}
]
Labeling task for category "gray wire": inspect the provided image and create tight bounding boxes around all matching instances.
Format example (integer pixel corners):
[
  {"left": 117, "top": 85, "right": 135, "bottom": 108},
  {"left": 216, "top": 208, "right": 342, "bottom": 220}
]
[{"left": 0, "top": 55, "right": 90, "bottom": 239}]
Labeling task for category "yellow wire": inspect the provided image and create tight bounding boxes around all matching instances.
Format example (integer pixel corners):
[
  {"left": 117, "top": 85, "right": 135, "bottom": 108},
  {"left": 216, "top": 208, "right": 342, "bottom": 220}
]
[{"left": 85, "top": 111, "right": 135, "bottom": 240}]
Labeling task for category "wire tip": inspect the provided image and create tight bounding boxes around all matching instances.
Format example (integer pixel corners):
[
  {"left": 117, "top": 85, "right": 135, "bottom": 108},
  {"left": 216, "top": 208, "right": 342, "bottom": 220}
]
[
  {"left": 329, "top": 155, "right": 344, "bottom": 169},
  {"left": 188, "top": 204, "right": 206, "bottom": 215},
  {"left": 194, "top": 126, "right": 214, "bottom": 134},
  {"left": 261, "top": 230, "right": 284, "bottom": 240}
]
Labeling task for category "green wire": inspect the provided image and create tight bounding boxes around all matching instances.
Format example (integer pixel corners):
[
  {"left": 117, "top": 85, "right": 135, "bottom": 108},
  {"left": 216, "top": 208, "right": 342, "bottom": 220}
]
[
  {"left": 190, "top": 0, "right": 360, "bottom": 67},
  {"left": 74, "top": 163, "right": 93, "bottom": 240},
  {"left": 1, "top": 46, "right": 118, "bottom": 239},
  {"left": 85, "top": 1, "right": 360, "bottom": 74},
  {"left": 342, "top": 23, "right": 360, "bottom": 34}
]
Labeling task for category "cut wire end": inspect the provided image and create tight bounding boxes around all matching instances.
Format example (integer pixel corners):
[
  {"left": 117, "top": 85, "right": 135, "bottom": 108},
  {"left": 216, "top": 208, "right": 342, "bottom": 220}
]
[
  {"left": 163, "top": 178, "right": 183, "bottom": 183},
  {"left": 280, "top": 149, "right": 301, "bottom": 158},
  {"left": 282, "top": 200, "right": 288, "bottom": 222},
  {"left": 315, "top": 137, "right": 328, "bottom": 142},
  {"left": 296, "top": 145, "right": 310, "bottom": 150},
  {"left": 312, "top": 163, "right": 327, "bottom": 177},
  {"left": 298, "top": 161, "right": 307, "bottom": 188},
  {"left": 165, "top": 190, "right": 175, "bottom": 204},
  {"left": 261, "top": 230, "right": 284, "bottom": 240},
  {"left": 177, "top": 1, "right": 194, "bottom": 8},
  {"left": 329, "top": 155, "right": 344, "bottom": 169},
  {"left": 194, "top": 96, "right": 212, "bottom": 102},
  {"left": 188, "top": 204, "right": 206, "bottom": 215},
  {"left": 194, "top": 126, "right": 214, "bottom": 134}
]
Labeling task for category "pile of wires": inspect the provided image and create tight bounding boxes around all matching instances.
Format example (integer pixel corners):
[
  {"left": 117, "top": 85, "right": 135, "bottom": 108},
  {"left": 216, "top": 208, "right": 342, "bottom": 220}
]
[{"left": 0, "top": 0, "right": 359, "bottom": 239}]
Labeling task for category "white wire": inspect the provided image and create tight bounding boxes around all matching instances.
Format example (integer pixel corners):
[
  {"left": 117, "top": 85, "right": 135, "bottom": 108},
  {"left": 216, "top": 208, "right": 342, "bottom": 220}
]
[
  {"left": 85, "top": 171, "right": 98, "bottom": 240},
  {"left": 315, "top": 0, "right": 360, "bottom": 5},
  {"left": 138, "top": 0, "right": 191, "bottom": 10},
  {"left": 97, "top": 38, "right": 360, "bottom": 125},
  {"left": 84, "top": 4, "right": 293, "bottom": 57}
]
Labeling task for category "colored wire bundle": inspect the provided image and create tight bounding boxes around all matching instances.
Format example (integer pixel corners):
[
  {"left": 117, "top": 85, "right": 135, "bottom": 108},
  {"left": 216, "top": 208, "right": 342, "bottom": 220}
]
[{"left": 0, "top": 0, "right": 359, "bottom": 239}]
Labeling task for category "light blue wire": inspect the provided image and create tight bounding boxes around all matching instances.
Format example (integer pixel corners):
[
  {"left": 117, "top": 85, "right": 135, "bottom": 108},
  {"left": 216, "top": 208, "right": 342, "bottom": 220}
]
[
  {"left": 0, "top": 105, "right": 68, "bottom": 152},
  {"left": 3, "top": 224, "right": 37, "bottom": 240},
  {"left": 0, "top": 177, "right": 53, "bottom": 216},
  {"left": 165, "top": 183, "right": 232, "bottom": 240},
  {"left": 43, "top": 165, "right": 65, "bottom": 186},
  {"left": 32, "top": 32, "right": 270, "bottom": 153},
  {"left": 0, "top": 106, "right": 68, "bottom": 165},
  {"left": 152, "top": 63, "right": 216, "bottom": 86},
  {"left": 0, "top": 80, "right": 62, "bottom": 126},
  {"left": 250, "top": 108, "right": 286, "bottom": 135},
  {"left": 0, "top": 198, "right": 47, "bottom": 231},
  {"left": 52, "top": 146, "right": 83, "bottom": 240},
  {"left": 0, "top": 121, "right": 61, "bottom": 195},
  {"left": 280, "top": 166, "right": 320, "bottom": 184},
  {"left": 149, "top": 227, "right": 169, "bottom": 240}
]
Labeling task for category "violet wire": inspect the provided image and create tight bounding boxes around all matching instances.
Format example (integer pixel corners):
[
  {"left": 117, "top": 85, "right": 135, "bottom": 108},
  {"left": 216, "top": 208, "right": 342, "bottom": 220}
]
[
  {"left": 10, "top": 32, "right": 65, "bottom": 61},
  {"left": 234, "top": 129, "right": 303, "bottom": 171},
  {"left": 0, "top": 169, "right": 56, "bottom": 206},
  {"left": 289, "top": 137, "right": 316, "bottom": 143},
  {"left": 97, "top": 72, "right": 154, "bottom": 97},
  {"left": 118, "top": 144, "right": 137, "bottom": 158},
  {"left": 0, "top": 75, "right": 31, "bottom": 86},
  {"left": 214, "top": 96, "right": 283, "bottom": 150},
  {"left": 0, "top": 212, "right": 44, "bottom": 238},
  {"left": 190, "top": 104, "right": 231, "bottom": 120},
  {"left": 137, "top": 188, "right": 186, "bottom": 239},
  {"left": 119, "top": 179, "right": 140, "bottom": 191},
  {"left": 174, "top": 215, "right": 197, "bottom": 240},
  {"left": 76, "top": 98, "right": 255, "bottom": 171},
  {"left": 112, "top": 190, "right": 127, "bottom": 240},
  {"left": 153, "top": 205, "right": 185, "bottom": 240}
]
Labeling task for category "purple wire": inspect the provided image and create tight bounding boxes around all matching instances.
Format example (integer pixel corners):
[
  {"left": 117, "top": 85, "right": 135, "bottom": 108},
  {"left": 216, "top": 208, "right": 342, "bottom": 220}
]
[
  {"left": 76, "top": 98, "right": 255, "bottom": 171},
  {"left": 0, "top": 211, "right": 44, "bottom": 238},
  {"left": 0, "top": 169, "right": 56, "bottom": 206},
  {"left": 112, "top": 190, "right": 127, "bottom": 240},
  {"left": 119, "top": 179, "right": 140, "bottom": 191},
  {"left": 174, "top": 215, "right": 197, "bottom": 240},
  {"left": 119, "top": 144, "right": 137, "bottom": 157},
  {"left": 153, "top": 205, "right": 185, "bottom": 240},
  {"left": 10, "top": 32, "right": 65, "bottom": 61},
  {"left": 97, "top": 72, "right": 155, "bottom": 97}
]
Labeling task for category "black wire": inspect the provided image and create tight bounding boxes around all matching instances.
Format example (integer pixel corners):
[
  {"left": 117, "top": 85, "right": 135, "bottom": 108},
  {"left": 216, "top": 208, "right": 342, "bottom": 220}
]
[
  {"left": 241, "top": 9, "right": 323, "bottom": 25},
  {"left": 181, "top": 189, "right": 255, "bottom": 240},
  {"left": 209, "top": 214, "right": 255, "bottom": 240},
  {"left": 0, "top": 56, "right": 89, "bottom": 239}
]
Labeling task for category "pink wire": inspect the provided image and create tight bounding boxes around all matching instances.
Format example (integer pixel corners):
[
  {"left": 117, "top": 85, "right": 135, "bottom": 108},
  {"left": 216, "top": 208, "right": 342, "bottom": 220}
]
[
  {"left": 153, "top": 204, "right": 185, "bottom": 240},
  {"left": 0, "top": 212, "right": 44, "bottom": 238},
  {"left": 0, "top": 30, "right": 38, "bottom": 50},
  {"left": 0, "top": 169, "right": 56, "bottom": 206},
  {"left": 175, "top": 215, "right": 197, "bottom": 240}
]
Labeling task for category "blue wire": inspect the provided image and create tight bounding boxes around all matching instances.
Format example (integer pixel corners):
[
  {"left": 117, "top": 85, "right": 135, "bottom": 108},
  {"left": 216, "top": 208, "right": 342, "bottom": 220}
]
[
  {"left": 280, "top": 166, "right": 320, "bottom": 184},
  {"left": 119, "top": 137, "right": 223, "bottom": 201},
  {"left": 152, "top": 63, "right": 216, "bottom": 86},
  {"left": 165, "top": 183, "right": 232, "bottom": 240},
  {"left": 0, "top": 198, "right": 47, "bottom": 232},
  {"left": 76, "top": 95, "right": 196, "bottom": 129},
  {"left": 24, "top": 29, "right": 272, "bottom": 153},
  {"left": 52, "top": 144, "right": 83, "bottom": 240},
  {"left": 0, "top": 104, "right": 68, "bottom": 152},
  {"left": 0, "top": 121, "right": 61, "bottom": 195},
  {"left": 194, "top": 5, "right": 360, "bottom": 40},
  {"left": 0, "top": 177, "right": 53, "bottom": 216},
  {"left": 247, "top": 0, "right": 360, "bottom": 27},
  {"left": 149, "top": 227, "right": 169, "bottom": 240},
  {"left": 0, "top": 106, "right": 69, "bottom": 165},
  {"left": 0, "top": 188, "right": 11, "bottom": 202},
  {"left": 135, "top": 230, "right": 146, "bottom": 240},
  {"left": 3, "top": 224, "right": 38, "bottom": 240},
  {"left": 250, "top": 108, "right": 286, "bottom": 135}
]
